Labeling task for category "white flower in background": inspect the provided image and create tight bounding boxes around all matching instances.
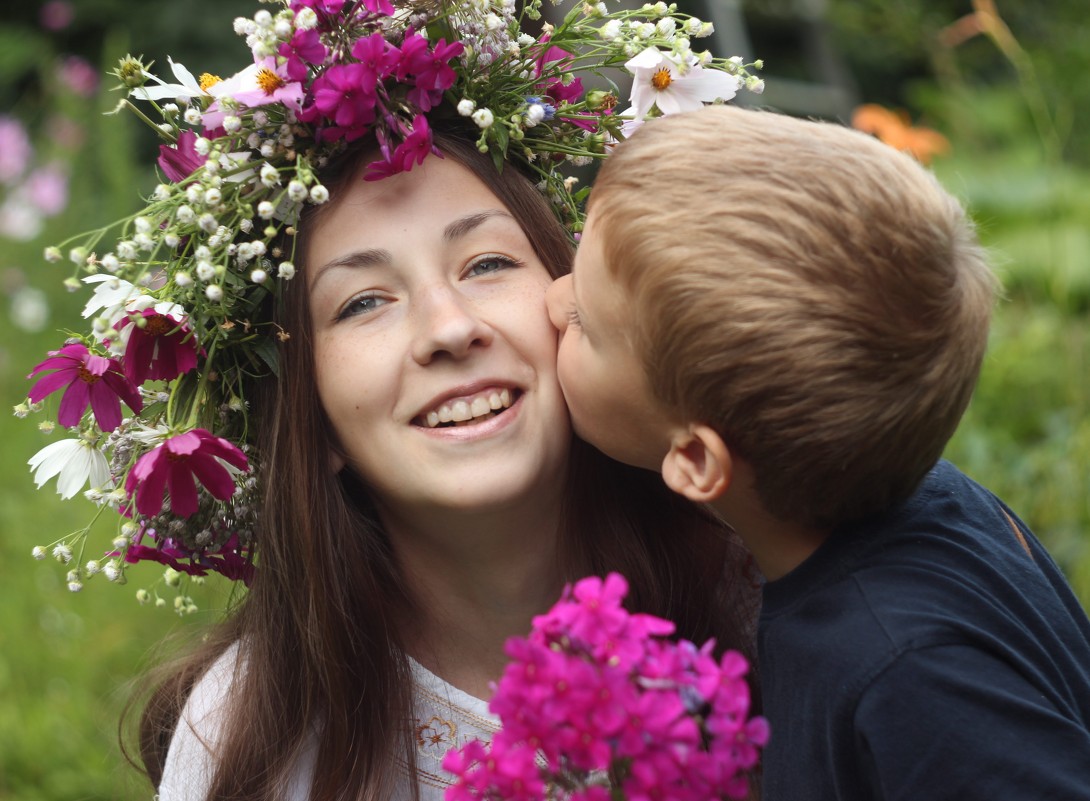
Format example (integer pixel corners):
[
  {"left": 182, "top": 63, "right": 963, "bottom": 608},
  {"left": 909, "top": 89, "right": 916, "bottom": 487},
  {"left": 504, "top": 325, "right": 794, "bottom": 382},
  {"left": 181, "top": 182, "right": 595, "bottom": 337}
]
[
  {"left": 131, "top": 57, "right": 209, "bottom": 103},
  {"left": 10, "top": 285, "right": 49, "bottom": 332},
  {"left": 624, "top": 47, "right": 740, "bottom": 119},
  {"left": 28, "top": 438, "right": 110, "bottom": 500}
]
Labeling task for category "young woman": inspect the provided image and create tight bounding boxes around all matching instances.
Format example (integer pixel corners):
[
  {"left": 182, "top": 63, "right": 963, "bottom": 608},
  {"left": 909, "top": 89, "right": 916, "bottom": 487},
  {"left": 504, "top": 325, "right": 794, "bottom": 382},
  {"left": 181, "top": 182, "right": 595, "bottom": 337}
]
[{"left": 137, "top": 131, "right": 760, "bottom": 800}]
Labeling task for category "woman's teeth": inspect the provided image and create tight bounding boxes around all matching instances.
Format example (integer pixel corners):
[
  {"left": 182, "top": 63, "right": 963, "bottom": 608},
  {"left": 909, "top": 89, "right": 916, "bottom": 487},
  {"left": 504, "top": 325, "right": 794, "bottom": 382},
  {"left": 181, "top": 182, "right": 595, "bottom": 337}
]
[{"left": 424, "top": 388, "right": 513, "bottom": 428}]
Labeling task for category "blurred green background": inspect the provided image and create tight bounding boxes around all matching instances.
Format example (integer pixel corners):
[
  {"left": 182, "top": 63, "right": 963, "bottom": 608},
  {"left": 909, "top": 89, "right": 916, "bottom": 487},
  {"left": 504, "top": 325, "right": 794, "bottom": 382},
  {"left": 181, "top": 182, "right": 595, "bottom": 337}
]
[{"left": 1, "top": 1, "right": 1087, "bottom": 799}]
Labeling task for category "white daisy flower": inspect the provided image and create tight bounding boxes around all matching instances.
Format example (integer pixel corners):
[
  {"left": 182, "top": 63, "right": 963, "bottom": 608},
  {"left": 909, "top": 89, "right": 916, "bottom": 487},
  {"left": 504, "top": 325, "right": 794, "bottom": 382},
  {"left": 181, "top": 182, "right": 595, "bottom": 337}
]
[
  {"left": 131, "top": 57, "right": 209, "bottom": 103},
  {"left": 28, "top": 439, "right": 111, "bottom": 500},
  {"left": 624, "top": 47, "right": 740, "bottom": 119}
]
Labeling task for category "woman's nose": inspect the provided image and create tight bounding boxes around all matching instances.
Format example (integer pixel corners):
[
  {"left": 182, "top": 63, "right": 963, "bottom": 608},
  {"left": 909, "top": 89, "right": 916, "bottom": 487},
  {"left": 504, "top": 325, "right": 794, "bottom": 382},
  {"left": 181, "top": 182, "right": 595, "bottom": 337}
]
[
  {"left": 546, "top": 274, "right": 573, "bottom": 333},
  {"left": 410, "top": 284, "right": 494, "bottom": 365}
]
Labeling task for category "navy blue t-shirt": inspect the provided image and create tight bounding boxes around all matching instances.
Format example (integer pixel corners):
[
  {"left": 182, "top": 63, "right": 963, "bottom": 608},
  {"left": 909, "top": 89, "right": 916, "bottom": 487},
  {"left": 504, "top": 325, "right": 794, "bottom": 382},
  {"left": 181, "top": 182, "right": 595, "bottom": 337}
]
[{"left": 759, "top": 460, "right": 1090, "bottom": 800}]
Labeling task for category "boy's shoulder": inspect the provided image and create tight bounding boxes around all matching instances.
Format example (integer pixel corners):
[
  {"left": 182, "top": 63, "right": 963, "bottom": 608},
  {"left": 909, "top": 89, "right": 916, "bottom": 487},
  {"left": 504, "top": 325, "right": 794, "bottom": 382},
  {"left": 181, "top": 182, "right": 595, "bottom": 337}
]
[{"left": 760, "top": 460, "right": 1077, "bottom": 667}]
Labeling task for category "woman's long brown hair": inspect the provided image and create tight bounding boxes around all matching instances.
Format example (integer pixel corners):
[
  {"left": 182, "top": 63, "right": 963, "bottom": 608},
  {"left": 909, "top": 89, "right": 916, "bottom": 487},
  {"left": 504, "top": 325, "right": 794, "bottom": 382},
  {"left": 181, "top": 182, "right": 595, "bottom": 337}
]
[{"left": 128, "top": 131, "right": 760, "bottom": 800}]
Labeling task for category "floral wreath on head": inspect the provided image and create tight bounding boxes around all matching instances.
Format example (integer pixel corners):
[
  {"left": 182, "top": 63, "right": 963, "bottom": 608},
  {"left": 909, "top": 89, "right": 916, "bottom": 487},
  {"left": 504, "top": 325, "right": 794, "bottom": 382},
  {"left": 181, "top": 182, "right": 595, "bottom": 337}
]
[{"left": 19, "top": 0, "right": 762, "bottom": 611}]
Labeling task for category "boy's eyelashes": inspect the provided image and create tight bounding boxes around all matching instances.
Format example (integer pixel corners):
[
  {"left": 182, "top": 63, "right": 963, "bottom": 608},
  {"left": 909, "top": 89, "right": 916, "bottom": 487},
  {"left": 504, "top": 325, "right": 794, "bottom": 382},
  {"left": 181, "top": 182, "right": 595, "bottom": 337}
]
[{"left": 567, "top": 307, "right": 582, "bottom": 328}]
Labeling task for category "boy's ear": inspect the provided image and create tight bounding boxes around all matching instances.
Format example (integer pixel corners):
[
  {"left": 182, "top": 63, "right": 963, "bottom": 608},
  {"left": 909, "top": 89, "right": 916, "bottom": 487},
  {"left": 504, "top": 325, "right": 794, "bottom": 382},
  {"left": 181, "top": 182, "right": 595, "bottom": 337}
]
[{"left": 661, "top": 424, "right": 732, "bottom": 503}]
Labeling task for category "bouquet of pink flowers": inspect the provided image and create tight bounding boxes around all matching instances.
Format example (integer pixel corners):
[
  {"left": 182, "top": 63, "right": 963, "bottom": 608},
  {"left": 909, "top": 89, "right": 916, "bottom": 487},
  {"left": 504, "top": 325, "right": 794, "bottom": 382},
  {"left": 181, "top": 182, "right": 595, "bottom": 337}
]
[{"left": 442, "top": 573, "right": 768, "bottom": 801}]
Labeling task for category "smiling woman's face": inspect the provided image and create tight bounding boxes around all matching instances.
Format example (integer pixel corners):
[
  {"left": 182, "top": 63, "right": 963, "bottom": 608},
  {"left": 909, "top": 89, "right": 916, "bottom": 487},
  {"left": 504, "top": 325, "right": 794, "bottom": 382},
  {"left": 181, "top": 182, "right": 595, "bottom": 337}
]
[{"left": 306, "top": 154, "right": 571, "bottom": 518}]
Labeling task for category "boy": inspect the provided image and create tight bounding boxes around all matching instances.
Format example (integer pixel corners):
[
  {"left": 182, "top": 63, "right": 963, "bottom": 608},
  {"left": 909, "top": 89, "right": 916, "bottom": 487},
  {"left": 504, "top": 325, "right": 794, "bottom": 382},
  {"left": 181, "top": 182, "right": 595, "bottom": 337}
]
[{"left": 545, "top": 105, "right": 1090, "bottom": 799}]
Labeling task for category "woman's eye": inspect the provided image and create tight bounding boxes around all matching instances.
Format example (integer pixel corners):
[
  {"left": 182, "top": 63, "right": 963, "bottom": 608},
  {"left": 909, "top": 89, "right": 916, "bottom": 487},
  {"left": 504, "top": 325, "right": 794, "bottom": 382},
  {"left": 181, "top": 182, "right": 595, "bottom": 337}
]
[
  {"left": 336, "top": 292, "right": 390, "bottom": 321},
  {"left": 465, "top": 254, "right": 521, "bottom": 278}
]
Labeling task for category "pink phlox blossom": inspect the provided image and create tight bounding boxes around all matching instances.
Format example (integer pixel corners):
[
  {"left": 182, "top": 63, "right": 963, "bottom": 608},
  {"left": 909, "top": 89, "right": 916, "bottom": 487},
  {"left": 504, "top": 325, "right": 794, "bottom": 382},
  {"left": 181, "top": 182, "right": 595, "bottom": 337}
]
[
  {"left": 364, "top": 115, "right": 438, "bottom": 180},
  {"left": 397, "top": 31, "right": 464, "bottom": 111},
  {"left": 115, "top": 308, "right": 201, "bottom": 386},
  {"left": 444, "top": 572, "right": 766, "bottom": 801},
  {"left": 280, "top": 29, "right": 327, "bottom": 82},
  {"left": 350, "top": 33, "right": 402, "bottom": 93},
  {"left": 27, "top": 342, "right": 142, "bottom": 432},
  {"left": 532, "top": 42, "right": 586, "bottom": 106},
  {"left": 289, "top": 0, "right": 346, "bottom": 14},
  {"left": 307, "top": 63, "right": 379, "bottom": 140},
  {"left": 361, "top": 0, "right": 395, "bottom": 17},
  {"left": 158, "top": 130, "right": 208, "bottom": 182},
  {"left": 125, "top": 428, "right": 249, "bottom": 518}
]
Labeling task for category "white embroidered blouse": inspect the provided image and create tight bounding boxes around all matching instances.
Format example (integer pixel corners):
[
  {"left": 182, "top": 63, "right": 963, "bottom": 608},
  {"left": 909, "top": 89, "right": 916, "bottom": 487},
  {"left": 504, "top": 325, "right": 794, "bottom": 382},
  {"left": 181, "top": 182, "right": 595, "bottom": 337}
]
[{"left": 156, "top": 642, "right": 500, "bottom": 800}]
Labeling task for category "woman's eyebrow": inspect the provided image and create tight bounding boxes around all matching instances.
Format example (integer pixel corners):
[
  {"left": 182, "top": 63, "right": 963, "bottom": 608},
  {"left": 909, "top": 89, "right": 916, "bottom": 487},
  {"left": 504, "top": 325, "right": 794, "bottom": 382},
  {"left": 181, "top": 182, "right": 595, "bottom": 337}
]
[
  {"left": 443, "top": 209, "right": 514, "bottom": 242},
  {"left": 311, "top": 247, "right": 392, "bottom": 288}
]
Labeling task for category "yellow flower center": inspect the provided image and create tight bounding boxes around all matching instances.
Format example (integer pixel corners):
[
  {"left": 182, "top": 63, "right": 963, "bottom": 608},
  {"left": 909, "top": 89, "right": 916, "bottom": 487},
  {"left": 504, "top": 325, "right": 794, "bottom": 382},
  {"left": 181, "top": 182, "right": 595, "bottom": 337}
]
[
  {"left": 198, "top": 72, "right": 222, "bottom": 91},
  {"left": 651, "top": 67, "right": 673, "bottom": 91},
  {"left": 256, "top": 68, "right": 285, "bottom": 96}
]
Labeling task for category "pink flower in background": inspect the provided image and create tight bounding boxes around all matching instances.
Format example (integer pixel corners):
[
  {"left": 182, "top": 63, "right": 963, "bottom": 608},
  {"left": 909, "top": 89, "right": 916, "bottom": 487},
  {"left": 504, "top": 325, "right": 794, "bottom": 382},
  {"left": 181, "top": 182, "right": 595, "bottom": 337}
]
[
  {"left": 57, "top": 56, "right": 99, "bottom": 97},
  {"left": 116, "top": 308, "right": 201, "bottom": 385},
  {"left": 158, "top": 130, "right": 207, "bottom": 182},
  {"left": 39, "top": 0, "right": 74, "bottom": 31},
  {"left": 125, "top": 429, "right": 249, "bottom": 518},
  {"left": 443, "top": 573, "right": 767, "bottom": 801},
  {"left": 27, "top": 342, "right": 142, "bottom": 431},
  {"left": 25, "top": 164, "right": 68, "bottom": 215},
  {"left": 0, "top": 116, "right": 32, "bottom": 184}
]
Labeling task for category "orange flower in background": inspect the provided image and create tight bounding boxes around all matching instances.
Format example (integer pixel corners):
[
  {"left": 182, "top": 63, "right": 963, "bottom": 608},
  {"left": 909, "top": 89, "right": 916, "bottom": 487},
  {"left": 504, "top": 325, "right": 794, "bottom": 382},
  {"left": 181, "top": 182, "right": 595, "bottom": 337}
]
[{"left": 851, "top": 104, "right": 951, "bottom": 164}]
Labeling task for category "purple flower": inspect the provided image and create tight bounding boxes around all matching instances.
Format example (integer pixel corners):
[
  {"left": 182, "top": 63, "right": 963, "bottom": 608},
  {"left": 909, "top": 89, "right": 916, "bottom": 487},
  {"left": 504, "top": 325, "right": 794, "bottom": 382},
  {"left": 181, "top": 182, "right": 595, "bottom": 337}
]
[
  {"left": 116, "top": 308, "right": 201, "bottom": 386},
  {"left": 280, "top": 29, "right": 327, "bottom": 82},
  {"left": 25, "top": 163, "right": 68, "bottom": 215},
  {"left": 364, "top": 115, "right": 437, "bottom": 180},
  {"left": 158, "top": 130, "right": 207, "bottom": 182},
  {"left": 397, "top": 31, "right": 464, "bottom": 111},
  {"left": 27, "top": 342, "right": 142, "bottom": 432},
  {"left": 120, "top": 529, "right": 254, "bottom": 585},
  {"left": 57, "top": 55, "right": 99, "bottom": 98},
  {"left": 125, "top": 429, "right": 249, "bottom": 518},
  {"left": 39, "top": 0, "right": 73, "bottom": 31},
  {"left": 0, "top": 116, "right": 32, "bottom": 184},
  {"left": 361, "top": 0, "right": 394, "bottom": 15},
  {"left": 309, "top": 63, "right": 379, "bottom": 137},
  {"left": 443, "top": 572, "right": 767, "bottom": 801},
  {"left": 350, "top": 32, "right": 401, "bottom": 93},
  {"left": 289, "top": 0, "right": 345, "bottom": 13}
]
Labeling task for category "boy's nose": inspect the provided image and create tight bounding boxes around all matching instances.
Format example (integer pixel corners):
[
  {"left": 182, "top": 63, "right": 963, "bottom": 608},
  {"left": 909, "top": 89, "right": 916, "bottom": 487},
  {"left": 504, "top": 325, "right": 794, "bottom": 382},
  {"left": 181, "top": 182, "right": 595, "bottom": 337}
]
[{"left": 546, "top": 274, "right": 573, "bottom": 333}]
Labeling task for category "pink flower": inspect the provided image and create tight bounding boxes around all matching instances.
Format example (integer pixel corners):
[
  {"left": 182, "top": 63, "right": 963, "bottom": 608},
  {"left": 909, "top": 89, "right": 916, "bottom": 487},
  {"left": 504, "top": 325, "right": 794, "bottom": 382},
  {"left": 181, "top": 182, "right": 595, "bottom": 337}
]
[
  {"left": 397, "top": 31, "right": 464, "bottom": 111},
  {"left": 226, "top": 57, "right": 305, "bottom": 111},
  {"left": 0, "top": 116, "right": 32, "bottom": 184},
  {"left": 57, "top": 55, "right": 99, "bottom": 98},
  {"left": 280, "top": 29, "right": 327, "bottom": 82},
  {"left": 120, "top": 528, "right": 254, "bottom": 585},
  {"left": 39, "top": 0, "right": 73, "bottom": 31},
  {"left": 361, "top": 0, "right": 394, "bottom": 14},
  {"left": 364, "top": 115, "right": 437, "bottom": 180},
  {"left": 350, "top": 32, "right": 401, "bottom": 93},
  {"left": 125, "top": 429, "right": 249, "bottom": 518},
  {"left": 289, "top": 0, "right": 345, "bottom": 13},
  {"left": 158, "top": 130, "right": 207, "bottom": 182},
  {"left": 25, "top": 163, "right": 68, "bottom": 216},
  {"left": 308, "top": 63, "right": 379, "bottom": 139},
  {"left": 444, "top": 572, "right": 767, "bottom": 801},
  {"left": 116, "top": 308, "right": 201, "bottom": 386},
  {"left": 27, "top": 342, "right": 142, "bottom": 432}
]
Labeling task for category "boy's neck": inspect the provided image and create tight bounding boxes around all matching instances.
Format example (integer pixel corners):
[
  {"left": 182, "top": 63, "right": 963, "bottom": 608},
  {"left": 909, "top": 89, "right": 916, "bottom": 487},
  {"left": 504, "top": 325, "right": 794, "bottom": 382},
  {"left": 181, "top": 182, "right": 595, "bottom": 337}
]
[{"left": 707, "top": 464, "right": 830, "bottom": 582}]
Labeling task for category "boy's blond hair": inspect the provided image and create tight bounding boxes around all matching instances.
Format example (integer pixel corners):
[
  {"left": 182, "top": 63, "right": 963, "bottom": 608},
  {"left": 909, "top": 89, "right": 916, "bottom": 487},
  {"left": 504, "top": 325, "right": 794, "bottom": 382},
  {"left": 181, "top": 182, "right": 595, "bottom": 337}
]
[{"left": 591, "top": 105, "right": 997, "bottom": 528}]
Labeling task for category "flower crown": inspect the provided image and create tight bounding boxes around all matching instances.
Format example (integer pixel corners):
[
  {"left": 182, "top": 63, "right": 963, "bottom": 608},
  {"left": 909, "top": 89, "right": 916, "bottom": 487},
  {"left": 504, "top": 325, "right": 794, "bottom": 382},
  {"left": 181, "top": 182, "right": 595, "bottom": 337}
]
[{"left": 20, "top": 0, "right": 761, "bottom": 610}]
